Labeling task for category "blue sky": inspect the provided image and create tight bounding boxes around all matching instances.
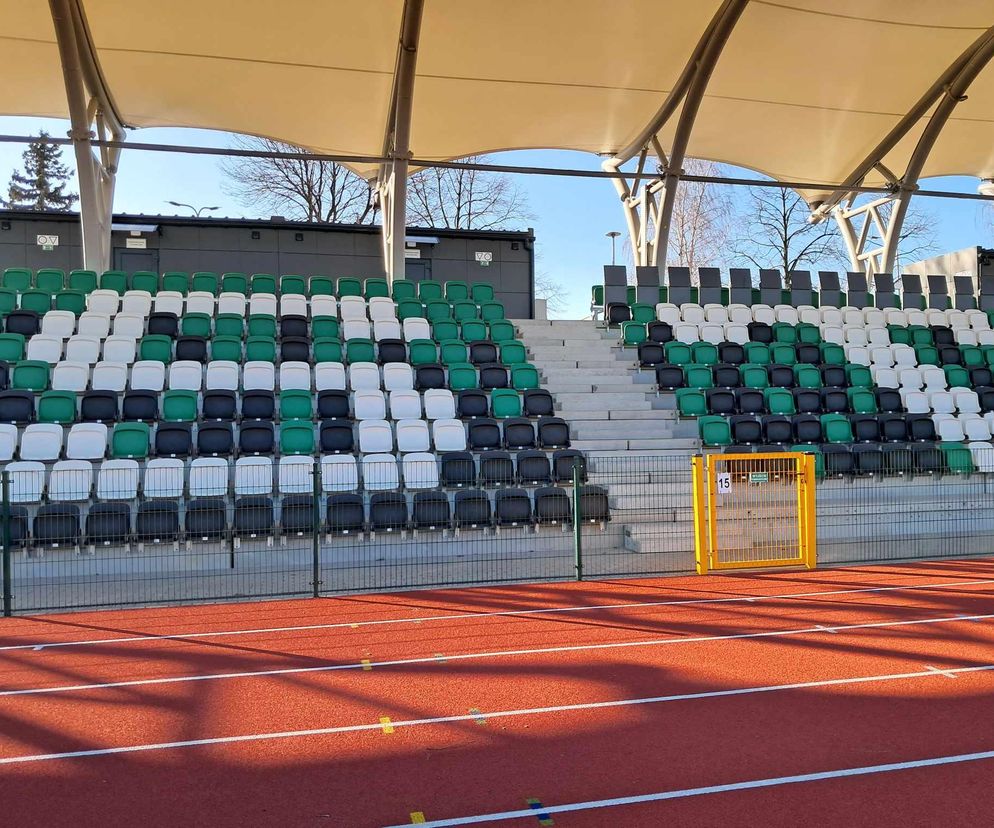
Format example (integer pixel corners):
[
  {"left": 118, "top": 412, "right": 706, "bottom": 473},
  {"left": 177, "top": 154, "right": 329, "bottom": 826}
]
[{"left": 2, "top": 116, "right": 993, "bottom": 319}]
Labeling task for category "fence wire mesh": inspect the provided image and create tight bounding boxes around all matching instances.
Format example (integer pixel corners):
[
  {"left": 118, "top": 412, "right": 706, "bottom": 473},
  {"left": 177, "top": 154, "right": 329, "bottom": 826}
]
[{"left": 2, "top": 450, "right": 993, "bottom": 615}]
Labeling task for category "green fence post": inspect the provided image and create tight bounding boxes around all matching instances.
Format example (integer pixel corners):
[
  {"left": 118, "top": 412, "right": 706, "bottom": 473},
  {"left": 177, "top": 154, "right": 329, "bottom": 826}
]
[
  {"left": 312, "top": 461, "right": 322, "bottom": 599},
  {"left": 572, "top": 456, "right": 583, "bottom": 581},
  {"left": 2, "top": 471, "right": 12, "bottom": 617}
]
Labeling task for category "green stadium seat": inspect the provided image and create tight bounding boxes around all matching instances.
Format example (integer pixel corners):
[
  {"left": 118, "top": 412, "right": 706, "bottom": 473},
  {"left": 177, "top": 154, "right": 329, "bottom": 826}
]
[
  {"left": 499, "top": 341, "right": 528, "bottom": 365},
  {"left": 764, "top": 387, "right": 795, "bottom": 415},
  {"left": 280, "top": 275, "right": 307, "bottom": 296},
  {"left": 447, "top": 363, "right": 478, "bottom": 390},
  {"left": 847, "top": 388, "right": 877, "bottom": 414},
  {"left": 397, "top": 300, "right": 426, "bottom": 320},
  {"left": 313, "top": 338, "right": 344, "bottom": 363},
  {"left": 772, "top": 322, "right": 797, "bottom": 344},
  {"left": 699, "top": 415, "right": 732, "bottom": 446},
  {"left": 793, "top": 364, "right": 821, "bottom": 389},
  {"left": 908, "top": 325, "right": 932, "bottom": 346},
  {"left": 336, "top": 277, "right": 361, "bottom": 297},
  {"left": 246, "top": 336, "right": 277, "bottom": 362},
  {"left": 409, "top": 339, "right": 438, "bottom": 365},
  {"left": 211, "top": 336, "right": 243, "bottom": 362},
  {"left": 684, "top": 364, "right": 713, "bottom": 389},
  {"left": 791, "top": 444, "right": 825, "bottom": 478},
  {"left": 591, "top": 285, "right": 604, "bottom": 307},
  {"left": 440, "top": 339, "right": 468, "bottom": 365},
  {"left": 19, "top": 289, "right": 51, "bottom": 314},
  {"left": 743, "top": 342, "right": 770, "bottom": 365},
  {"left": 480, "top": 302, "right": 505, "bottom": 321},
  {"left": 247, "top": 314, "right": 277, "bottom": 338},
  {"left": 621, "top": 321, "right": 646, "bottom": 346},
  {"left": 944, "top": 365, "right": 970, "bottom": 388},
  {"left": 280, "top": 389, "right": 313, "bottom": 421},
  {"left": 471, "top": 283, "right": 495, "bottom": 303},
  {"left": 280, "top": 421, "right": 315, "bottom": 455},
  {"left": 676, "top": 388, "right": 707, "bottom": 417},
  {"left": 100, "top": 270, "right": 128, "bottom": 295},
  {"left": 162, "top": 272, "right": 191, "bottom": 294},
  {"left": 914, "top": 344, "right": 939, "bottom": 365},
  {"left": 309, "top": 276, "right": 334, "bottom": 296},
  {"left": 461, "top": 320, "right": 488, "bottom": 342},
  {"left": 221, "top": 272, "right": 248, "bottom": 294},
  {"left": 845, "top": 364, "right": 873, "bottom": 388},
  {"left": 418, "top": 281, "right": 443, "bottom": 302},
  {"left": 490, "top": 389, "right": 522, "bottom": 418},
  {"left": 54, "top": 290, "right": 86, "bottom": 315},
  {"left": 431, "top": 320, "right": 459, "bottom": 341},
  {"left": 391, "top": 280, "right": 417, "bottom": 301},
  {"left": 35, "top": 269, "right": 65, "bottom": 293},
  {"left": 311, "top": 316, "right": 340, "bottom": 339},
  {"left": 452, "top": 301, "right": 480, "bottom": 322},
  {"left": 68, "top": 270, "right": 98, "bottom": 292},
  {"left": 37, "top": 390, "right": 77, "bottom": 424},
  {"left": 12, "top": 360, "right": 50, "bottom": 391},
  {"left": 690, "top": 342, "right": 718, "bottom": 365},
  {"left": 364, "top": 278, "right": 389, "bottom": 298},
  {"left": 961, "top": 345, "right": 984, "bottom": 368},
  {"left": 0, "top": 333, "right": 25, "bottom": 361},
  {"left": 162, "top": 390, "right": 198, "bottom": 422},
  {"left": 795, "top": 323, "right": 821, "bottom": 344},
  {"left": 740, "top": 364, "right": 769, "bottom": 389},
  {"left": 426, "top": 300, "right": 453, "bottom": 322},
  {"left": 820, "top": 414, "right": 853, "bottom": 443},
  {"left": 0, "top": 289, "right": 17, "bottom": 316},
  {"left": 489, "top": 320, "right": 515, "bottom": 342},
  {"left": 770, "top": 343, "right": 796, "bottom": 366},
  {"left": 510, "top": 364, "right": 539, "bottom": 390},
  {"left": 112, "top": 422, "right": 150, "bottom": 459},
  {"left": 2, "top": 268, "right": 31, "bottom": 291},
  {"left": 214, "top": 313, "right": 244, "bottom": 338},
  {"left": 192, "top": 271, "right": 220, "bottom": 295},
  {"left": 940, "top": 442, "right": 975, "bottom": 475},
  {"left": 131, "top": 271, "right": 159, "bottom": 294},
  {"left": 140, "top": 335, "right": 173, "bottom": 363},
  {"left": 631, "top": 303, "right": 655, "bottom": 324},
  {"left": 664, "top": 341, "right": 693, "bottom": 365},
  {"left": 819, "top": 343, "right": 845, "bottom": 365},
  {"left": 445, "top": 280, "right": 469, "bottom": 301},
  {"left": 250, "top": 273, "right": 276, "bottom": 295},
  {"left": 181, "top": 313, "right": 213, "bottom": 338},
  {"left": 345, "top": 338, "right": 376, "bottom": 363},
  {"left": 887, "top": 325, "right": 911, "bottom": 346}
]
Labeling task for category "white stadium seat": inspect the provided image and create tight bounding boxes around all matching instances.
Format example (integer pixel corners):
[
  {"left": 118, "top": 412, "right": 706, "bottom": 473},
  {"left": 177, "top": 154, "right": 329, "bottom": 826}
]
[
  {"left": 97, "top": 459, "right": 140, "bottom": 501},
  {"left": 362, "top": 453, "right": 399, "bottom": 491},
  {"left": 51, "top": 362, "right": 90, "bottom": 393},
  {"left": 242, "top": 361, "right": 276, "bottom": 391},
  {"left": 389, "top": 389, "right": 423, "bottom": 420},
  {"left": 48, "top": 460, "right": 93, "bottom": 502},
  {"left": 66, "top": 423, "right": 108, "bottom": 460},
  {"left": 321, "top": 455, "right": 359, "bottom": 493},
  {"left": 130, "top": 360, "right": 166, "bottom": 392},
  {"left": 314, "top": 362, "right": 347, "bottom": 391},
  {"left": 354, "top": 391, "right": 388, "bottom": 421},
  {"left": 396, "top": 419, "right": 431, "bottom": 453},
  {"left": 279, "top": 361, "right": 312, "bottom": 391},
  {"left": 205, "top": 360, "right": 239, "bottom": 391},
  {"left": 20, "top": 424, "right": 63, "bottom": 461},
  {"left": 90, "top": 361, "right": 128, "bottom": 392},
  {"left": 234, "top": 456, "right": 274, "bottom": 496},
  {"left": 402, "top": 452, "right": 440, "bottom": 490},
  {"left": 143, "top": 458, "right": 185, "bottom": 499},
  {"left": 358, "top": 419, "right": 393, "bottom": 453},
  {"left": 432, "top": 418, "right": 467, "bottom": 451},
  {"left": 424, "top": 389, "right": 456, "bottom": 420}
]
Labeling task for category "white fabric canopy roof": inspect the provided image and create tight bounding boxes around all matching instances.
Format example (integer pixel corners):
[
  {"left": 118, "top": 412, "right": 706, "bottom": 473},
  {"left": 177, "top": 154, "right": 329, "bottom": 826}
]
[{"left": 2, "top": 0, "right": 994, "bottom": 201}]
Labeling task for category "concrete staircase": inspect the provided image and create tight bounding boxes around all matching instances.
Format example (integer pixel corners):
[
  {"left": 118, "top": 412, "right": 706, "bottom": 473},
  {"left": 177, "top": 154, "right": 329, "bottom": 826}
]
[{"left": 514, "top": 319, "right": 700, "bottom": 457}]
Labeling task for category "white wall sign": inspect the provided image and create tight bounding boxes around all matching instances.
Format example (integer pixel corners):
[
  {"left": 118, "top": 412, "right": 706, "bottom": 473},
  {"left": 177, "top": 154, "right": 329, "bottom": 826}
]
[
  {"left": 125, "top": 237, "right": 148, "bottom": 249},
  {"left": 36, "top": 234, "right": 59, "bottom": 248},
  {"left": 716, "top": 472, "right": 731, "bottom": 494},
  {"left": 404, "top": 248, "right": 421, "bottom": 259},
  {"left": 474, "top": 251, "right": 493, "bottom": 267}
]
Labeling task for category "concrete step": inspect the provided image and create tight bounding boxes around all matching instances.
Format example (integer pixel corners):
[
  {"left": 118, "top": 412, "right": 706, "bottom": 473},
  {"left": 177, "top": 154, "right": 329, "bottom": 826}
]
[
  {"left": 520, "top": 332, "right": 609, "bottom": 344},
  {"left": 621, "top": 525, "right": 697, "bottom": 556},
  {"left": 571, "top": 437, "right": 700, "bottom": 451},
  {"left": 526, "top": 350, "right": 622, "bottom": 362}
]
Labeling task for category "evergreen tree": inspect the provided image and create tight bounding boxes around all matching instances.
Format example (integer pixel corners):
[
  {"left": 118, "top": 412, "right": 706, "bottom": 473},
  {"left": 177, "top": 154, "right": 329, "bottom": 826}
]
[{"left": 3, "top": 132, "right": 78, "bottom": 211}]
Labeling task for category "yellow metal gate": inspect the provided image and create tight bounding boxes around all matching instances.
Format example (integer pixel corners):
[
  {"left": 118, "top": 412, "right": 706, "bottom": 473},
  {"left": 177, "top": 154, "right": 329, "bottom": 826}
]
[{"left": 692, "top": 452, "right": 816, "bottom": 574}]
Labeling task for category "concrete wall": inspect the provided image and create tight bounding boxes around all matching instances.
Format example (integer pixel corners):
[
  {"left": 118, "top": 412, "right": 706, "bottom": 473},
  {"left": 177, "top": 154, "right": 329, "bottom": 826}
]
[
  {"left": 903, "top": 246, "right": 994, "bottom": 294},
  {"left": 0, "top": 211, "right": 536, "bottom": 318}
]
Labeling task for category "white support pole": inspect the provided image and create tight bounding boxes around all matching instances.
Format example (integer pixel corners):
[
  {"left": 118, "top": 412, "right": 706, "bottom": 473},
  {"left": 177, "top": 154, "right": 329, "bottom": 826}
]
[{"left": 49, "top": 0, "right": 124, "bottom": 273}]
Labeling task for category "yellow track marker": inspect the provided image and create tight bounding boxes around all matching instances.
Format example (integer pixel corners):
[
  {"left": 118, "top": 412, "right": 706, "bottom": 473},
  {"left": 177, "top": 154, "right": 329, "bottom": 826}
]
[
  {"left": 410, "top": 812, "right": 426, "bottom": 824},
  {"left": 526, "top": 798, "right": 554, "bottom": 826},
  {"left": 380, "top": 717, "right": 395, "bottom": 734},
  {"left": 469, "top": 707, "right": 487, "bottom": 725},
  {"left": 361, "top": 659, "right": 373, "bottom": 671}
]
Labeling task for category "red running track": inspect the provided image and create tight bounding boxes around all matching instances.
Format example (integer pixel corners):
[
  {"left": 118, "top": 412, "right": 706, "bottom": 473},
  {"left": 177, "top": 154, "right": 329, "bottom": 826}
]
[{"left": 3, "top": 558, "right": 994, "bottom": 826}]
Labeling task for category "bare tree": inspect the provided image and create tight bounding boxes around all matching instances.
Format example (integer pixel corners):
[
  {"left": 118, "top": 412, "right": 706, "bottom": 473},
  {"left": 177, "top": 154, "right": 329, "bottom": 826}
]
[
  {"left": 733, "top": 186, "right": 842, "bottom": 285},
  {"left": 220, "top": 136, "right": 377, "bottom": 224},
  {"left": 406, "top": 155, "right": 531, "bottom": 229},
  {"left": 666, "top": 159, "right": 733, "bottom": 275},
  {"left": 534, "top": 271, "right": 567, "bottom": 315}
]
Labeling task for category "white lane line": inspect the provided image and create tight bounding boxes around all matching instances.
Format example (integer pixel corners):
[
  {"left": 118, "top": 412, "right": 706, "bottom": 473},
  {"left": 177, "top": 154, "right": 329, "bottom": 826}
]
[
  {"left": 384, "top": 747, "right": 994, "bottom": 827},
  {"left": 4, "top": 576, "right": 994, "bottom": 654},
  {"left": 2, "top": 663, "right": 993, "bottom": 766},
  {"left": 815, "top": 625, "right": 837, "bottom": 634},
  {"left": 2, "top": 611, "right": 992, "bottom": 698},
  {"left": 925, "top": 664, "right": 959, "bottom": 679}
]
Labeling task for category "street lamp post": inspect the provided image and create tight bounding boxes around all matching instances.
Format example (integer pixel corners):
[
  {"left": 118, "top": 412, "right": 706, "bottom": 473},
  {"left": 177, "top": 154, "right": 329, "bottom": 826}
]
[
  {"left": 166, "top": 200, "right": 220, "bottom": 217},
  {"left": 605, "top": 231, "right": 621, "bottom": 266}
]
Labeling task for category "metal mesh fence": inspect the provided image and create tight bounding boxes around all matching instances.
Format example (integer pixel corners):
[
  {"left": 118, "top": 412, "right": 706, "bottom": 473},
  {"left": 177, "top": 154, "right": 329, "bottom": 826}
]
[{"left": 3, "top": 449, "right": 994, "bottom": 615}]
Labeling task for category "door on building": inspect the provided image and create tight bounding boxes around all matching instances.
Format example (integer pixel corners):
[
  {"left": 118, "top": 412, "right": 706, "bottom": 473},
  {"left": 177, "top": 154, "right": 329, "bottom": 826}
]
[
  {"left": 405, "top": 258, "right": 432, "bottom": 282},
  {"left": 114, "top": 248, "right": 159, "bottom": 273}
]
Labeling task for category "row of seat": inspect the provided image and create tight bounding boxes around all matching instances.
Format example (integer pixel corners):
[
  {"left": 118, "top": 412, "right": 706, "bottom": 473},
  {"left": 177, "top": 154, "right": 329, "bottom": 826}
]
[
  {"left": 792, "top": 441, "right": 990, "bottom": 477},
  {"left": 0, "top": 448, "right": 589, "bottom": 504},
  {"left": 1, "top": 269, "right": 495, "bottom": 302},
  {"left": 0, "top": 416, "right": 572, "bottom": 462},
  {"left": 7, "top": 484, "right": 612, "bottom": 549},
  {"left": 0, "top": 388, "right": 556, "bottom": 426}
]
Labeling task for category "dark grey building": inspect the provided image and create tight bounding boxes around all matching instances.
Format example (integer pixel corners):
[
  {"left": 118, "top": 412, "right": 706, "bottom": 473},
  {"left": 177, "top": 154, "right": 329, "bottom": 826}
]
[{"left": 0, "top": 211, "right": 536, "bottom": 318}]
